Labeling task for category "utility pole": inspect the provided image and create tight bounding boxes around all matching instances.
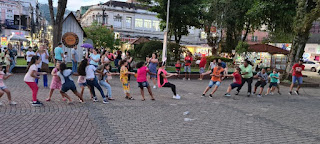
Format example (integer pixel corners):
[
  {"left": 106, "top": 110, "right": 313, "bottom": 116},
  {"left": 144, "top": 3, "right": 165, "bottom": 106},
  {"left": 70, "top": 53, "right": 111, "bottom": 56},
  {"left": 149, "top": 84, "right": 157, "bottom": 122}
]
[
  {"left": 18, "top": 0, "right": 22, "bottom": 56},
  {"left": 162, "top": 0, "right": 170, "bottom": 63}
]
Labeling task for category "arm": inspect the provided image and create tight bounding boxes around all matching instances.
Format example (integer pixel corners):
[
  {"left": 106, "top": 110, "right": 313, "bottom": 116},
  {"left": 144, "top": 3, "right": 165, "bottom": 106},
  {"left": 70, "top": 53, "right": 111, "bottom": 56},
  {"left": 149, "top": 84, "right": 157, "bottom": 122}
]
[
  {"left": 150, "top": 59, "right": 158, "bottom": 63},
  {"left": 125, "top": 71, "right": 135, "bottom": 75},
  {"left": 3, "top": 74, "right": 13, "bottom": 80},
  {"left": 51, "top": 69, "right": 57, "bottom": 76},
  {"left": 201, "top": 70, "right": 212, "bottom": 76},
  {"left": 128, "top": 57, "right": 133, "bottom": 63},
  {"left": 147, "top": 71, "right": 156, "bottom": 75},
  {"left": 45, "top": 50, "right": 49, "bottom": 59},
  {"left": 166, "top": 72, "right": 178, "bottom": 78},
  {"left": 31, "top": 70, "right": 40, "bottom": 79}
]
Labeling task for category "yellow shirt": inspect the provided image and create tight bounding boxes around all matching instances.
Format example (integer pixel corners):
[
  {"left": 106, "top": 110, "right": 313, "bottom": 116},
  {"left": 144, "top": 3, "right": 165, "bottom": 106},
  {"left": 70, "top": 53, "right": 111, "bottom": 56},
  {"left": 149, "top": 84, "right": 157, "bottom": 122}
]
[{"left": 120, "top": 66, "right": 128, "bottom": 82}]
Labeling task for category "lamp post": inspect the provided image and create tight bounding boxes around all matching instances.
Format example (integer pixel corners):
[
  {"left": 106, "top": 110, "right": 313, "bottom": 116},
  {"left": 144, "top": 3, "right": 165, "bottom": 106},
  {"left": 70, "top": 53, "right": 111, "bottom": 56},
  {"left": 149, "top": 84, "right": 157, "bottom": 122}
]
[{"left": 162, "top": 0, "right": 170, "bottom": 63}]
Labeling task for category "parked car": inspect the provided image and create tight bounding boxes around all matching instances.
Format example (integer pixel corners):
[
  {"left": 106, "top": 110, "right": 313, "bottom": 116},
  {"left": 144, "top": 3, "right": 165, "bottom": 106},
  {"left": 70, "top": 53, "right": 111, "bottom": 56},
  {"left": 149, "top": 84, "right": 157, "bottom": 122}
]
[{"left": 303, "top": 61, "right": 320, "bottom": 72}]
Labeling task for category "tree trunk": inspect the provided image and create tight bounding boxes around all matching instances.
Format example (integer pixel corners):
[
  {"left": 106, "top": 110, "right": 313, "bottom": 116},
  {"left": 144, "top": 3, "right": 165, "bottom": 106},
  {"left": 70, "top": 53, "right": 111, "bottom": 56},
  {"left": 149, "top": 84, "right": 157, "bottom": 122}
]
[
  {"left": 242, "top": 22, "right": 250, "bottom": 42},
  {"left": 48, "top": 0, "right": 67, "bottom": 48},
  {"left": 285, "top": 32, "right": 309, "bottom": 79}
]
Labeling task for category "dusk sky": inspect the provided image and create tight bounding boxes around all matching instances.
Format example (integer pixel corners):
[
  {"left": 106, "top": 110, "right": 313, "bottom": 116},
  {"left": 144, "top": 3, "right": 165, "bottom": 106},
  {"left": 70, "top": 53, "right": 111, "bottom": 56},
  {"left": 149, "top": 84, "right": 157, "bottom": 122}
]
[{"left": 38, "top": 0, "right": 126, "bottom": 11}]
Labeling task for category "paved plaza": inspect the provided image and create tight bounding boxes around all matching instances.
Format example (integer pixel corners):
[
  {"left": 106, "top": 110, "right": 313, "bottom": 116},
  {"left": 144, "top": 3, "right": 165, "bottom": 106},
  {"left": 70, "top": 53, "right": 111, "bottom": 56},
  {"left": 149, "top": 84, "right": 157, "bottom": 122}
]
[{"left": 1, "top": 74, "right": 320, "bottom": 144}]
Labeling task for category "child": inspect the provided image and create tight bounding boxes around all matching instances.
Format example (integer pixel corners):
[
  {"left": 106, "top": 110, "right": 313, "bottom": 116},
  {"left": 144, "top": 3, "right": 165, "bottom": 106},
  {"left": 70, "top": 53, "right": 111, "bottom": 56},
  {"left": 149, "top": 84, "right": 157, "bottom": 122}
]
[
  {"left": 198, "top": 55, "right": 207, "bottom": 80},
  {"left": 63, "top": 52, "right": 68, "bottom": 62},
  {"left": 80, "top": 59, "right": 108, "bottom": 103},
  {"left": 224, "top": 67, "right": 242, "bottom": 97},
  {"left": 158, "top": 61, "right": 181, "bottom": 99},
  {"left": 24, "top": 56, "right": 47, "bottom": 106},
  {"left": 136, "top": 62, "right": 155, "bottom": 101},
  {"left": 77, "top": 60, "right": 93, "bottom": 99},
  {"left": 97, "top": 64, "right": 119, "bottom": 100},
  {"left": 0, "top": 67, "right": 16, "bottom": 105},
  {"left": 201, "top": 63, "right": 224, "bottom": 98},
  {"left": 120, "top": 60, "right": 135, "bottom": 100},
  {"left": 265, "top": 69, "right": 280, "bottom": 95},
  {"left": 46, "top": 62, "right": 65, "bottom": 101},
  {"left": 253, "top": 68, "right": 268, "bottom": 97},
  {"left": 57, "top": 63, "right": 84, "bottom": 103},
  {"left": 4, "top": 50, "right": 11, "bottom": 74},
  {"left": 175, "top": 60, "right": 181, "bottom": 78}
]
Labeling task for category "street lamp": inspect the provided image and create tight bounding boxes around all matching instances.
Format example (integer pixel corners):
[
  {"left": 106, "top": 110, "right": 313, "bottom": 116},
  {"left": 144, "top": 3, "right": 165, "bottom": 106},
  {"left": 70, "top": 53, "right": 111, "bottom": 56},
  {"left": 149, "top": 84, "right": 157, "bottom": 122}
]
[
  {"left": 162, "top": 0, "right": 170, "bottom": 63},
  {"left": 100, "top": 5, "right": 107, "bottom": 25}
]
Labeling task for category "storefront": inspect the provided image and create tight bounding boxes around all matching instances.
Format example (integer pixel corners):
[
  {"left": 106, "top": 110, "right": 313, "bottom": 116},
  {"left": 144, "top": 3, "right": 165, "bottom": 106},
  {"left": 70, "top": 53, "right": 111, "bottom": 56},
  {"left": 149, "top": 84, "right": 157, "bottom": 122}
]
[
  {"left": 185, "top": 44, "right": 212, "bottom": 56},
  {"left": 236, "top": 44, "right": 289, "bottom": 71}
]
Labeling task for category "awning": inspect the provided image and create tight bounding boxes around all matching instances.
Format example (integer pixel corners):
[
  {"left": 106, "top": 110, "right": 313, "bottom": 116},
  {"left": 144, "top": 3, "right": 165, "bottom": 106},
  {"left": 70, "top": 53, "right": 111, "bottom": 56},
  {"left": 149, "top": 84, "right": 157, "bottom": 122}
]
[
  {"left": 249, "top": 44, "right": 289, "bottom": 55},
  {"left": 8, "top": 35, "right": 29, "bottom": 42}
]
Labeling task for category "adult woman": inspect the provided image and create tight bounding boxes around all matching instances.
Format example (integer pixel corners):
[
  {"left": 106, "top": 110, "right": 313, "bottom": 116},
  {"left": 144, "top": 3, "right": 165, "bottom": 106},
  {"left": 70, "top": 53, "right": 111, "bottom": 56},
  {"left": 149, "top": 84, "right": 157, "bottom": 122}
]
[
  {"left": 115, "top": 50, "right": 122, "bottom": 68},
  {"left": 36, "top": 45, "right": 50, "bottom": 88},
  {"left": 89, "top": 49, "right": 100, "bottom": 67},
  {"left": 101, "top": 51, "right": 110, "bottom": 65},
  {"left": 148, "top": 53, "right": 158, "bottom": 88},
  {"left": 236, "top": 59, "right": 254, "bottom": 97},
  {"left": 125, "top": 51, "right": 133, "bottom": 81}
]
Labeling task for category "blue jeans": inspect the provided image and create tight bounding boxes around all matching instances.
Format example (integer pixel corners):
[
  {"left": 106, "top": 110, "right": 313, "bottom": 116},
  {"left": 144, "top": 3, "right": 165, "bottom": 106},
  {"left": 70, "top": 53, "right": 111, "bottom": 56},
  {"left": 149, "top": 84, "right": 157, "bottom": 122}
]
[
  {"left": 115, "top": 59, "right": 120, "bottom": 68},
  {"left": 99, "top": 80, "right": 112, "bottom": 98},
  {"left": 72, "top": 60, "right": 78, "bottom": 73},
  {"left": 292, "top": 76, "right": 303, "bottom": 85},
  {"left": 9, "top": 57, "right": 15, "bottom": 73},
  {"left": 35, "top": 68, "right": 48, "bottom": 87},
  {"left": 86, "top": 78, "right": 106, "bottom": 99}
]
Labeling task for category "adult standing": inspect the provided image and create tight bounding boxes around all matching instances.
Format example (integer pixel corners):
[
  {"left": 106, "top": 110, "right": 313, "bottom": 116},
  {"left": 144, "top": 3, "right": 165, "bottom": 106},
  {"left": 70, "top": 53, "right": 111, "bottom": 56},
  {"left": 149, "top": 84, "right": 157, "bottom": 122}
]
[
  {"left": 148, "top": 53, "right": 158, "bottom": 88},
  {"left": 36, "top": 45, "right": 50, "bottom": 88},
  {"left": 0, "top": 49, "right": 4, "bottom": 65},
  {"left": 26, "top": 47, "right": 35, "bottom": 65},
  {"left": 126, "top": 51, "right": 133, "bottom": 81},
  {"left": 184, "top": 52, "right": 193, "bottom": 80},
  {"left": 89, "top": 49, "right": 100, "bottom": 67},
  {"left": 54, "top": 43, "right": 64, "bottom": 64},
  {"left": 101, "top": 51, "right": 110, "bottom": 66},
  {"left": 115, "top": 50, "right": 122, "bottom": 68},
  {"left": 71, "top": 45, "right": 79, "bottom": 73},
  {"left": 289, "top": 60, "right": 305, "bottom": 95},
  {"left": 8, "top": 43, "right": 17, "bottom": 73},
  {"left": 198, "top": 55, "right": 207, "bottom": 80},
  {"left": 236, "top": 60, "right": 253, "bottom": 97}
]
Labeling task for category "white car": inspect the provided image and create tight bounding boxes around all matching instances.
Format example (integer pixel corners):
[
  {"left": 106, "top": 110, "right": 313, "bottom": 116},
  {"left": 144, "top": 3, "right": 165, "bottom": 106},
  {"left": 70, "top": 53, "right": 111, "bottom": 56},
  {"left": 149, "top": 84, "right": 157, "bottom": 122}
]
[{"left": 304, "top": 61, "right": 320, "bottom": 72}]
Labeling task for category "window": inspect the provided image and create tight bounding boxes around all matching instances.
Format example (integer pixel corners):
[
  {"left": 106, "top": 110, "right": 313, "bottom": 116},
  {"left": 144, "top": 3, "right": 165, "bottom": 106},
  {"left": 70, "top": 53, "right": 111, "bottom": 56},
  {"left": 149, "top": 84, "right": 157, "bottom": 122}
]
[
  {"left": 144, "top": 20, "right": 152, "bottom": 29},
  {"left": 251, "top": 36, "right": 258, "bottom": 42},
  {"left": 114, "top": 16, "right": 122, "bottom": 28},
  {"left": 135, "top": 19, "right": 143, "bottom": 28},
  {"left": 126, "top": 17, "right": 132, "bottom": 29},
  {"left": 152, "top": 21, "right": 160, "bottom": 31}
]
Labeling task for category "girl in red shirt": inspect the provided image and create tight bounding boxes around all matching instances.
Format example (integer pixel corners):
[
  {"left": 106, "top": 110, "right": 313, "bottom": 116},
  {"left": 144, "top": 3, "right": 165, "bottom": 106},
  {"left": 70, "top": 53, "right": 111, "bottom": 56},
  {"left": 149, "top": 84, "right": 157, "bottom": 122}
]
[{"left": 224, "top": 67, "right": 242, "bottom": 97}]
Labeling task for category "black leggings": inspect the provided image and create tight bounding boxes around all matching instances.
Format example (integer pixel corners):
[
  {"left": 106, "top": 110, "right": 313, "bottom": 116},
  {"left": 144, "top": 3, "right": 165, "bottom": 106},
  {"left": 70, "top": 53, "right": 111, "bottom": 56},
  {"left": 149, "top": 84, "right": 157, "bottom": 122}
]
[
  {"left": 163, "top": 82, "right": 176, "bottom": 95},
  {"left": 237, "top": 77, "right": 253, "bottom": 93}
]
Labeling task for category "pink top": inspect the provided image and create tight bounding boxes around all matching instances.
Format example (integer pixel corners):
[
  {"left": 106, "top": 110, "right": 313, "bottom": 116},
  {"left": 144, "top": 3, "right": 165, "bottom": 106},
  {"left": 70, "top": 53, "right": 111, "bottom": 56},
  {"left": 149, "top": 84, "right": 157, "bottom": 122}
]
[
  {"left": 52, "top": 68, "right": 60, "bottom": 82},
  {"left": 137, "top": 66, "right": 148, "bottom": 82},
  {"left": 157, "top": 68, "right": 168, "bottom": 88},
  {"left": 0, "top": 71, "right": 5, "bottom": 87}
]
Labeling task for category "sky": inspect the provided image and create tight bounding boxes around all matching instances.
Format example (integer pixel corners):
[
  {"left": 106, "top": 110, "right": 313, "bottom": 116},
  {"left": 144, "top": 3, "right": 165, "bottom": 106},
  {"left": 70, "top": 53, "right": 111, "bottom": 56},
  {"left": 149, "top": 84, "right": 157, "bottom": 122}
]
[{"left": 38, "top": 0, "right": 126, "bottom": 11}]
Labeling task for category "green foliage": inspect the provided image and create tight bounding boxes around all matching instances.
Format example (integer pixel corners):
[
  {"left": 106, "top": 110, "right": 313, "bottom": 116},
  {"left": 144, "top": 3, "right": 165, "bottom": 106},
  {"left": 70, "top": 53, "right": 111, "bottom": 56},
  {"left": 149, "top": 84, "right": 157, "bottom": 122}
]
[
  {"left": 236, "top": 41, "right": 250, "bottom": 54},
  {"left": 83, "top": 22, "right": 121, "bottom": 50},
  {"left": 167, "top": 43, "right": 187, "bottom": 62},
  {"left": 205, "top": 56, "right": 233, "bottom": 64},
  {"left": 140, "top": 41, "right": 163, "bottom": 58}
]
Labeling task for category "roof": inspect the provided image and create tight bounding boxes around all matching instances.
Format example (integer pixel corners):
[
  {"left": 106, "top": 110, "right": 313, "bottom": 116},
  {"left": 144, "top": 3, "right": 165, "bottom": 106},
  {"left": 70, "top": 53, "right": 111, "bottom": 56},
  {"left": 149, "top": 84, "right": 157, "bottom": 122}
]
[
  {"left": 102, "top": 1, "right": 149, "bottom": 10},
  {"left": 130, "top": 37, "right": 150, "bottom": 45},
  {"left": 63, "top": 12, "right": 87, "bottom": 37},
  {"left": 249, "top": 44, "right": 290, "bottom": 55}
]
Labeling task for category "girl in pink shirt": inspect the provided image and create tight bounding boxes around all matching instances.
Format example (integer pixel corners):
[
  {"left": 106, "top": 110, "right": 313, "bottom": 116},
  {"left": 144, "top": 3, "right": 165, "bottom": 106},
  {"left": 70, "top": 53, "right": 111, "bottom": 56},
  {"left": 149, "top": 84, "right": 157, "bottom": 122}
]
[{"left": 136, "top": 62, "right": 155, "bottom": 101}]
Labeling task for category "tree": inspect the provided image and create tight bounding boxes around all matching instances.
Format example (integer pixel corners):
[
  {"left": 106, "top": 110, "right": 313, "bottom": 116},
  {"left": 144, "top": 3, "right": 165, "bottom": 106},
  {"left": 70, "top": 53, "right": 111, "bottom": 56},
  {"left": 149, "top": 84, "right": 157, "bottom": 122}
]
[
  {"left": 83, "top": 22, "right": 121, "bottom": 50},
  {"left": 138, "top": 0, "right": 204, "bottom": 44},
  {"left": 48, "top": 0, "right": 68, "bottom": 48}
]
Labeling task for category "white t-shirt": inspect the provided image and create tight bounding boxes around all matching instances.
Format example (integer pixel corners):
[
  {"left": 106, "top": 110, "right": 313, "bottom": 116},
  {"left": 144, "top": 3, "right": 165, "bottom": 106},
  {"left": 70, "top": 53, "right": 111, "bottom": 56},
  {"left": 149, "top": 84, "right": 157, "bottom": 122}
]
[
  {"left": 85, "top": 65, "right": 96, "bottom": 79},
  {"left": 26, "top": 51, "right": 35, "bottom": 62},
  {"left": 24, "top": 64, "right": 38, "bottom": 82},
  {"left": 37, "top": 50, "right": 49, "bottom": 68}
]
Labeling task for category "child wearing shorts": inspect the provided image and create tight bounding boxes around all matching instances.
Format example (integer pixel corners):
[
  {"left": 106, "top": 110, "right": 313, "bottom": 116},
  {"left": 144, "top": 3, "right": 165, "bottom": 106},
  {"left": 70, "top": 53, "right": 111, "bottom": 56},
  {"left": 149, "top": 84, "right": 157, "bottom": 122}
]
[{"left": 136, "top": 62, "right": 155, "bottom": 101}]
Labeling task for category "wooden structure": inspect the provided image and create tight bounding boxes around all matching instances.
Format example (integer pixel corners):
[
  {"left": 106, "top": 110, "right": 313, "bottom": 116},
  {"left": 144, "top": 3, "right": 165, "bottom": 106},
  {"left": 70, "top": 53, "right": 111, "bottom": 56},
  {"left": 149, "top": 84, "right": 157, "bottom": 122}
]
[{"left": 61, "top": 12, "right": 86, "bottom": 62}]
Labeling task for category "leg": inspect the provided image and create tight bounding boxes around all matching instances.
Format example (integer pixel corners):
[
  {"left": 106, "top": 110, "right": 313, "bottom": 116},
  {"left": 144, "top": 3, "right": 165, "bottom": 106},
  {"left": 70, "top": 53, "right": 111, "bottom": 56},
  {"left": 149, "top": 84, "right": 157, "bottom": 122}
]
[
  {"left": 247, "top": 77, "right": 253, "bottom": 93},
  {"left": 152, "top": 77, "right": 157, "bottom": 86},
  {"left": 87, "top": 80, "right": 96, "bottom": 98},
  {"left": 210, "top": 85, "right": 219, "bottom": 95},
  {"left": 0, "top": 89, "right": 4, "bottom": 99},
  {"left": 146, "top": 86, "right": 155, "bottom": 100},
  {"left": 140, "top": 87, "right": 145, "bottom": 100},
  {"left": 35, "top": 68, "right": 40, "bottom": 84},
  {"left": 6, "top": 65, "right": 10, "bottom": 74},
  {"left": 26, "top": 82, "right": 38, "bottom": 102},
  {"left": 93, "top": 80, "right": 106, "bottom": 99},
  {"left": 72, "top": 91, "right": 84, "bottom": 102},
  {"left": 100, "top": 81, "right": 112, "bottom": 99},
  {"left": 43, "top": 74, "right": 48, "bottom": 87},
  {"left": 259, "top": 87, "right": 264, "bottom": 95},
  {"left": 237, "top": 78, "right": 246, "bottom": 92},
  {"left": 226, "top": 85, "right": 232, "bottom": 93},
  {"left": 2, "top": 88, "right": 12, "bottom": 101},
  {"left": 47, "top": 89, "right": 54, "bottom": 101},
  {"left": 9, "top": 59, "right": 15, "bottom": 73},
  {"left": 60, "top": 91, "right": 72, "bottom": 102},
  {"left": 290, "top": 76, "right": 296, "bottom": 92},
  {"left": 296, "top": 77, "right": 303, "bottom": 91},
  {"left": 163, "top": 83, "right": 177, "bottom": 96},
  {"left": 203, "top": 87, "right": 211, "bottom": 95},
  {"left": 80, "top": 86, "right": 85, "bottom": 97}
]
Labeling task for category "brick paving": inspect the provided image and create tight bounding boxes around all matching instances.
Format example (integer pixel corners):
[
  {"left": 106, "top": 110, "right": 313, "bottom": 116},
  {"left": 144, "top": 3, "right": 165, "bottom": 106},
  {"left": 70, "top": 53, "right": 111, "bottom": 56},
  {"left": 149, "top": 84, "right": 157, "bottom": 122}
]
[{"left": 0, "top": 74, "right": 320, "bottom": 144}]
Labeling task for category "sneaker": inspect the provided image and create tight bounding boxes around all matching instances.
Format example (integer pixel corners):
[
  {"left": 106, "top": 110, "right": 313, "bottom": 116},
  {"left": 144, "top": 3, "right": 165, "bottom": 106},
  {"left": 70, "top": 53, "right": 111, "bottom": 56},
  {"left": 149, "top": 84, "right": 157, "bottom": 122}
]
[
  {"left": 201, "top": 94, "right": 205, "bottom": 97},
  {"left": 257, "top": 94, "right": 262, "bottom": 97},
  {"left": 224, "top": 93, "right": 231, "bottom": 97},
  {"left": 295, "top": 91, "right": 299, "bottom": 95},
  {"left": 235, "top": 91, "right": 239, "bottom": 95},
  {"left": 247, "top": 92, "right": 251, "bottom": 97},
  {"left": 209, "top": 94, "right": 213, "bottom": 98},
  {"left": 175, "top": 94, "right": 181, "bottom": 100},
  {"left": 253, "top": 91, "right": 256, "bottom": 95},
  {"left": 173, "top": 95, "right": 177, "bottom": 99},
  {"left": 103, "top": 99, "right": 109, "bottom": 104},
  {"left": 32, "top": 101, "right": 43, "bottom": 107},
  {"left": 265, "top": 93, "right": 269, "bottom": 96},
  {"left": 9, "top": 101, "right": 17, "bottom": 105},
  {"left": 153, "top": 85, "right": 157, "bottom": 89},
  {"left": 93, "top": 97, "right": 98, "bottom": 102},
  {"left": 188, "top": 78, "right": 191, "bottom": 81},
  {"left": 289, "top": 91, "right": 292, "bottom": 95}
]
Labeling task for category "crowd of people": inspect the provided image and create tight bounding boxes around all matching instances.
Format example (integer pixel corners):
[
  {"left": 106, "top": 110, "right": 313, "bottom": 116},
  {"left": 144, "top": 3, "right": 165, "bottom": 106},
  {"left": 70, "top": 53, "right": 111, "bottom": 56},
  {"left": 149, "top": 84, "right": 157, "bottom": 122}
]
[{"left": 0, "top": 43, "right": 306, "bottom": 106}]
